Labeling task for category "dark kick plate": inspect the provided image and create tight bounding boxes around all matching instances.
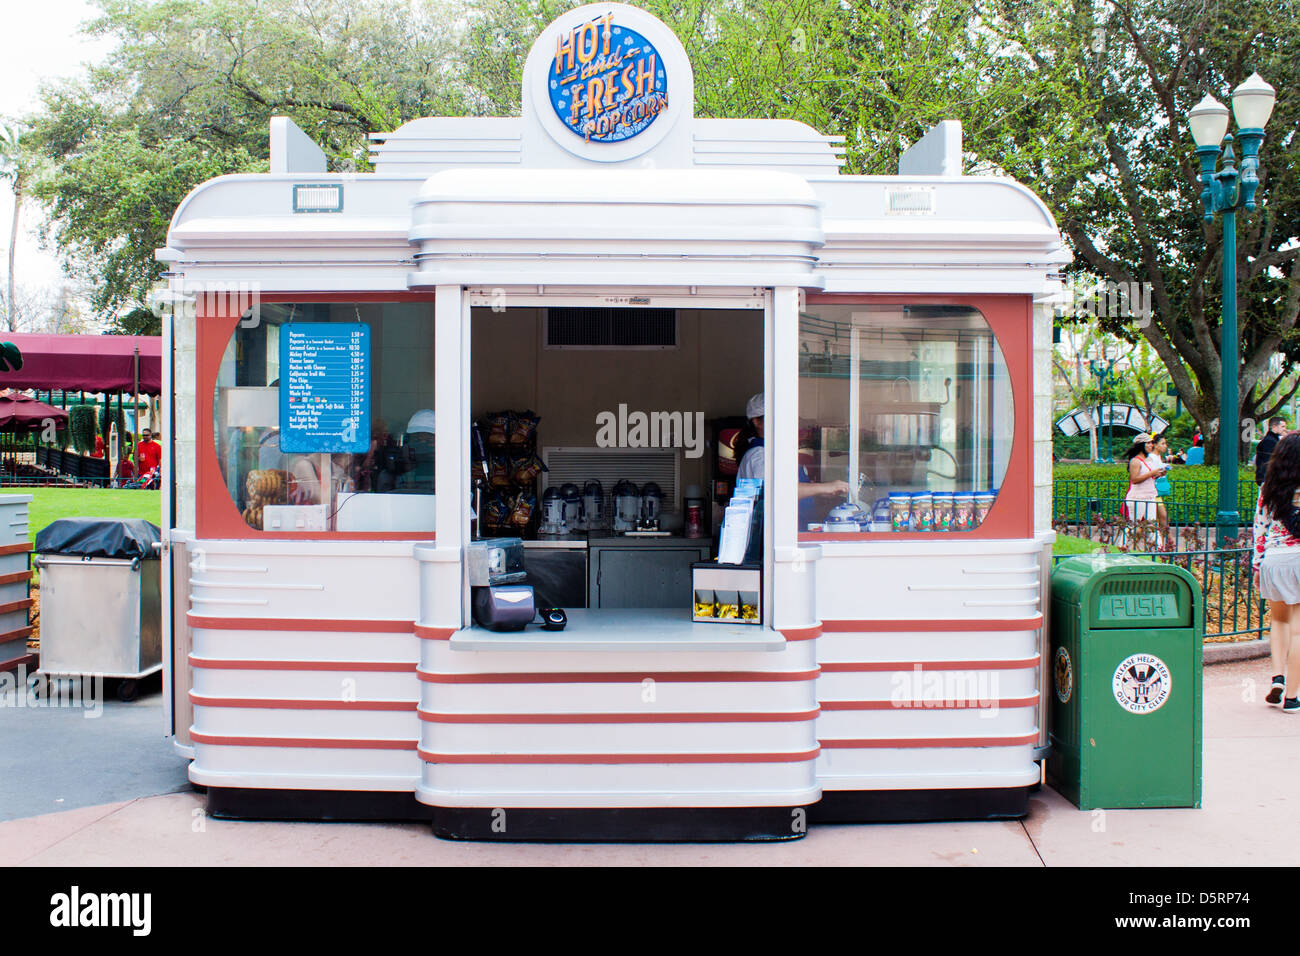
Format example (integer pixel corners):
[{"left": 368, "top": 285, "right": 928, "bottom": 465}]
[
  {"left": 809, "top": 787, "right": 1032, "bottom": 823},
  {"left": 206, "top": 787, "right": 430, "bottom": 823},
  {"left": 431, "top": 806, "right": 811, "bottom": 843},
  {"left": 204, "top": 787, "right": 1028, "bottom": 832}
]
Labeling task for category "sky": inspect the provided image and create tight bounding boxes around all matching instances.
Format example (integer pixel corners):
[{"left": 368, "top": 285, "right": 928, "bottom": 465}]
[{"left": 0, "top": 0, "right": 115, "bottom": 295}]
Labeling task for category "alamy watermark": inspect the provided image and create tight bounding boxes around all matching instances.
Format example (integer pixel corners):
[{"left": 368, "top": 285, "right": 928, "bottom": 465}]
[
  {"left": 595, "top": 404, "right": 705, "bottom": 459},
  {"left": 49, "top": 886, "right": 150, "bottom": 936},
  {"left": 151, "top": 279, "right": 263, "bottom": 328},
  {"left": 1056, "top": 276, "right": 1154, "bottom": 327},
  {"left": 890, "top": 665, "right": 1000, "bottom": 718},
  {"left": 0, "top": 665, "right": 103, "bottom": 718}
]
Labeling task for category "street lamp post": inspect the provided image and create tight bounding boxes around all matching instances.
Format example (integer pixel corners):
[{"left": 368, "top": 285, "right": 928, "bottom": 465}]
[
  {"left": 1089, "top": 351, "right": 1117, "bottom": 463},
  {"left": 1188, "top": 72, "right": 1276, "bottom": 547}
]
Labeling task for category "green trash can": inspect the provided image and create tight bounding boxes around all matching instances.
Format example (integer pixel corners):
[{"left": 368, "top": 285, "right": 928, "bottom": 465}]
[{"left": 1048, "top": 554, "right": 1203, "bottom": 809}]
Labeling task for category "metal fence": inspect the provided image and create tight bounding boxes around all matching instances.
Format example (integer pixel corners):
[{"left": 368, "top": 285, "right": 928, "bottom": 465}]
[
  {"left": 0, "top": 437, "right": 124, "bottom": 487},
  {"left": 1054, "top": 478, "right": 1257, "bottom": 528}
]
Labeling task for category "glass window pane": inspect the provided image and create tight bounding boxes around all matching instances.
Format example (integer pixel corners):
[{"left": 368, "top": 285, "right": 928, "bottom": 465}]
[
  {"left": 798, "top": 304, "right": 1013, "bottom": 533},
  {"left": 213, "top": 301, "right": 436, "bottom": 533}
]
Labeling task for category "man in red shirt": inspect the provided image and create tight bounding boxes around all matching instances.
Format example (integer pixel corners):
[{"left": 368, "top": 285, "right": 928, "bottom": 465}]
[{"left": 137, "top": 428, "right": 162, "bottom": 475}]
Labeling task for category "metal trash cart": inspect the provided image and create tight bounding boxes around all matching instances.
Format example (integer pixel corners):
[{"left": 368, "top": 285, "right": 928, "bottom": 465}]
[{"left": 35, "top": 518, "right": 163, "bottom": 701}]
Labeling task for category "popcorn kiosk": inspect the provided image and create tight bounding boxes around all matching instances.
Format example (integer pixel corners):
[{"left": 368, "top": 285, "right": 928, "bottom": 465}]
[{"left": 159, "top": 3, "right": 1068, "bottom": 840}]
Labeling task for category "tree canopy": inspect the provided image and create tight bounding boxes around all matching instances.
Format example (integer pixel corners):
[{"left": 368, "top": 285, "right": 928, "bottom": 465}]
[
  {"left": 15, "top": 0, "right": 1300, "bottom": 466},
  {"left": 977, "top": 0, "right": 1300, "bottom": 463}
]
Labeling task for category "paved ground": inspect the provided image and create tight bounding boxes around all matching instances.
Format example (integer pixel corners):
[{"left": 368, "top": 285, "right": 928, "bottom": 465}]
[
  {"left": 1, "top": 657, "right": 1295, "bottom": 865},
  {"left": 0, "top": 671, "right": 189, "bottom": 823}
]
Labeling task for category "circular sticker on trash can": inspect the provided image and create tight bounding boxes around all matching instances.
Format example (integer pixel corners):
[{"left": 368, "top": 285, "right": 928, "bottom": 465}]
[
  {"left": 1054, "top": 647, "right": 1073, "bottom": 704},
  {"left": 1112, "top": 653, "right": 1172, "bottom": 714}
]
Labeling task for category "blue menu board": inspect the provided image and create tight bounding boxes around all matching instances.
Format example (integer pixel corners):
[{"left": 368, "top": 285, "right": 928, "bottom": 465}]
[{"left": 279, "top": 322, "right": 370, "bottom": 453}]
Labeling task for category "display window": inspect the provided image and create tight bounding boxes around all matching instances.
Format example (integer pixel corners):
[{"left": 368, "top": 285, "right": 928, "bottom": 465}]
[
  {"left": 209, "top": 300, "right": 436, "bottom": 535},
  {"left": 797, "top": 296, "right": 1030, "bottom": 539}
]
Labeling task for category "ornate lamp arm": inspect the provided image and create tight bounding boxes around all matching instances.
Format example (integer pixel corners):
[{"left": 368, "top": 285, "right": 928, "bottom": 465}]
[
  {"left": 1215, "top": 135, "right": 1240, "bottom": 211},
  {"left": 1236, "top": 128, "right": 1265, "bottom": 211},
  {"left": 1196, "top": 144, "right": 1222, "bottom": 221}
]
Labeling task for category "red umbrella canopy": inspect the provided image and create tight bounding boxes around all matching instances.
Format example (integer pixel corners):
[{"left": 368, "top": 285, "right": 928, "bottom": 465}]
[{"left": 0, "top": 390, "right": 71, "bottom": 431}]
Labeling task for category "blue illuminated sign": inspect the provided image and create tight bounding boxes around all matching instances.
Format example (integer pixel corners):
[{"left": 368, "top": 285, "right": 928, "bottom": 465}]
[{"left": 279, "top": 323, "right": 370, "bottom": 454}]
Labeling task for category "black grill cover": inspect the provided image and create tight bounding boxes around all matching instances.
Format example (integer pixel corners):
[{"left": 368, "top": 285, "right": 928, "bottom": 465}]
[{"left": 35, "top": 518, "right": 162, "bottom": 559}]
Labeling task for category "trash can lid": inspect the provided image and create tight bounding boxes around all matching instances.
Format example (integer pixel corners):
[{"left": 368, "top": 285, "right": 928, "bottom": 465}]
[
  {"left": 1050, "top": 553, "right": 1202, "bottom": 628},
  {"left": 35, "top": 517, "right": 162, "bottom": 559}
]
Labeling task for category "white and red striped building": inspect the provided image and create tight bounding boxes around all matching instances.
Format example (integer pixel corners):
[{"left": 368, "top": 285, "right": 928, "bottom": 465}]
[{"left": 160, "top": 3, "right": 1068, "bottom": 840}]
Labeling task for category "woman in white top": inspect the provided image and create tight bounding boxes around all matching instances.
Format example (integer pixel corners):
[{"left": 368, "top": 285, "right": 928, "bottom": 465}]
[
  {"left": 1123, "top": 432, "right": 1166, "bottom": 524},
  {"left": 1253, "top": 433, "right": 1300, "bottom": 712}
]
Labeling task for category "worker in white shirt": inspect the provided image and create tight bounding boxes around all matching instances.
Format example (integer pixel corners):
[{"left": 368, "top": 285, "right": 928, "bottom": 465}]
[{"left": 737, "top": 393, "right": 850, "bottom": 525}]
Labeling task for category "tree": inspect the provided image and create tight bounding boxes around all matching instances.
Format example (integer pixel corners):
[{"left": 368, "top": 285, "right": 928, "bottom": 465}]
[
  {"left": 1116, "top": 337, "right": 1171, "bottom": 425},
  {"left": 22, "top": 0, "right": 872, "bottom": 322},
  {"left": 2, "top": 281, "right": 95, "bottom": 334},
  {"left": 25, "top": 0, "right": 473, "bottom": 323},
  {"left": 1054, "top": 321, "right": 1106, "bottom": 461},
  {"left": 23, "top": 0, "right": 1298, "bottom": 433},
  {"left": 971, "top": 0, "right": 1300, "bottom": 465},
  {"left": 0, "top": 123, "right": 30, "bottom": 332}
]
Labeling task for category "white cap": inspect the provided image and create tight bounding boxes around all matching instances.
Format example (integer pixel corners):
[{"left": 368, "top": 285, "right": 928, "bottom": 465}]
[
  {"left": 406, "top": 409, "right": 436, "bottom": 435},
  {"left": 746, "top": 392, "right": 764, "bottom": 419}
]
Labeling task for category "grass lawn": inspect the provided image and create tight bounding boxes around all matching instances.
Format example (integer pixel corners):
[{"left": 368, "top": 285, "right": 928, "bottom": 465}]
[
  {"left": 1052, "top": 532, "right": 1106, "bottom": 556},
  {"left": 10, "top": 487, "right": 162, "bottom": 547}
]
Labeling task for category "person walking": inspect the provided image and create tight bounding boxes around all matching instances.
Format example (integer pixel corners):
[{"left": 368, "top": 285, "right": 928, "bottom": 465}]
[
  {"left": 1255, "top": 417, "right": 1289, "bottom": 486},
  {"left": 1254, "top": 433, "right": 1300, "bottom": 712},
  {"left": 1150, "top": 432, "right": 1175, "bottom": 548},
  {"left": 1123, "top": 432, "right": 1166, "bottom": 530},
  {"left": 137, "top": 428, "right": 162, "bottom": 476}
]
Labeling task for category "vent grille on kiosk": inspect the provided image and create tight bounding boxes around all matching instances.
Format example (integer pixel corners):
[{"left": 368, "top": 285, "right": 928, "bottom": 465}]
[
  {"left": 545, "top": 308, "right": 678, "bottom": 349},
  {"left": 885, "top": 185, "right": 936, "bottom": 216},
  {"left": 542, "top": 447, "right": 681, "bottom": 517}
]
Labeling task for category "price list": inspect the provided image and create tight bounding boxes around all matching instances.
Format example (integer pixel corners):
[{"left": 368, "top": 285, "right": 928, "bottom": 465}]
[{"left": 279, "top": 322, "right": 370, "bottom": 453}]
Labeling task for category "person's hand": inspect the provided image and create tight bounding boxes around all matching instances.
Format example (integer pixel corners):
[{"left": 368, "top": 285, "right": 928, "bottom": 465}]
[
  {"left": 1254, "top": 569, "right": 1261, "bottom": 591},
  {"left": 829, "top": 480, "right": 851, "bottom": 496}
]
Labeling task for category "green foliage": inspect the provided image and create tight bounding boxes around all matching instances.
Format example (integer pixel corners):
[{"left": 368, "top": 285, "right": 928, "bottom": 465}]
[
  {"left": 1054, "top": 433, "right": 1092, "bottom": 459},
  {"left": 975, "top": 0, "right": 1300, "bottom": 464},
  {"left": 18, "top": 0, "right": 1300, "bottom": 414},
  {"left": 1054, "top": 463, "right": 1247, "bottom": 484},
  {"left": 68, "top": 405, "right": 98, "bottom": 454},
  {"left": 1053, "top": 462, "right": 1258, "bottom": 524},
  {"left": 29, "top": 121, "right": 259, "bottom": 320},
  {"left": 113, "top": 306, "right": 161, "bottom": 336},
  {"left": 1053, "top": 431, "right": 1133, "bottom": 460},
  {"left": 99, "top": 402, "right": 127, "bottom": 445},
  {"left": 25, "top": 0, "right": 470, "bottom": 322},
  {"left": 1165, "top": 412, "right": 1197, "bottom": 444}
]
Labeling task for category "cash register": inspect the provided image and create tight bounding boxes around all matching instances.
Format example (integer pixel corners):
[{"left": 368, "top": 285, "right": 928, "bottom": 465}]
[{"left": 468, "top": 537, "right": 534, "bottom": 631}]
